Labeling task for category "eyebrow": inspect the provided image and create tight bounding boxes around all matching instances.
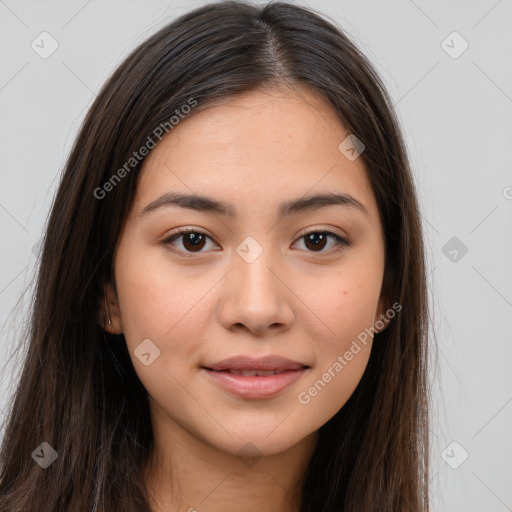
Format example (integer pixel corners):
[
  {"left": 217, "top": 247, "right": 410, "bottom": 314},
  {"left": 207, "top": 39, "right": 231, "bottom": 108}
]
[{"left": 138, "top": 191, "right": 369, "bottom": 219}]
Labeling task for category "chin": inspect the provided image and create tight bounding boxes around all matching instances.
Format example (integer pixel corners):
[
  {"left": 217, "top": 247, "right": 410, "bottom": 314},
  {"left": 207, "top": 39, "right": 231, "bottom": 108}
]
[{"left": 209, "top": 428, "right": 306, "bottom": 459}]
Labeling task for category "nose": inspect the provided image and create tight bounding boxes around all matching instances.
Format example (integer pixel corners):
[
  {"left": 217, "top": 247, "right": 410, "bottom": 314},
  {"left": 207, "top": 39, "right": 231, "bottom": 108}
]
[{"left": 218, "top": 248, "right": 295, "bottom": 335}]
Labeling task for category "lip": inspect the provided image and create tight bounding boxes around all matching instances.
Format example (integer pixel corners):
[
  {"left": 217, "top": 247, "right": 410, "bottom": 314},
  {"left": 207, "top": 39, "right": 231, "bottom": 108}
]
[
  {"left": 200, "top": 355, "right": 310, "bottom": 399},
  {"left": 201, "top": 367, "right": 308, "bottom": 399}
]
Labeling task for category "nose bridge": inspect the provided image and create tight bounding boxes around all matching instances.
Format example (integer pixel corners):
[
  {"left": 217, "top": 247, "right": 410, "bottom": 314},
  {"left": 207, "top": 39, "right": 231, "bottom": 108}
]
[
  {"left": 235, "top": 236, "right": 283, "bottom": 307},
  {"left": 237, "top": 246, "right": 278, "bottom": 302},
  {"left": 218, "top": 236, "right": 294, "bottom": 333}
]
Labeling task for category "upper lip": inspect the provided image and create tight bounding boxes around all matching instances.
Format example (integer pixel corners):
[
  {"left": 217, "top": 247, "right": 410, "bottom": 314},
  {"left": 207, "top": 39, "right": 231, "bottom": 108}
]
[{"left": 202, "top": 355, "right": 309, "bottom": 372}]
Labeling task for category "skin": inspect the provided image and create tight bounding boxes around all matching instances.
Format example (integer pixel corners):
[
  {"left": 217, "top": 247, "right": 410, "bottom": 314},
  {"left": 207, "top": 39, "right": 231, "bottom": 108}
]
[{"left": 101, "top": 86, "right": 390, "bottom": 512}]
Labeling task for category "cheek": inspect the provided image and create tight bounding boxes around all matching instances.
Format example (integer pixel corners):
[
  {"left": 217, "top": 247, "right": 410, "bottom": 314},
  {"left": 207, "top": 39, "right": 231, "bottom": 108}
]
[
  {"left": 306, "top": 264, "right": 383, "bottom": 344},
  {"left": 114, "top": 242, "right": 213, "bottom": 369},
  {"left": 295, "top": 299, "right": 375, "bottom": 430},
  {"left": 114, "top": 254, "right": 216, "bottom": 415},
  {"left": 295, "top": 345, "right": 371, "bottom": 433},
  {"left": 293, "top": 266, "right": 381, "bottom": 421}
]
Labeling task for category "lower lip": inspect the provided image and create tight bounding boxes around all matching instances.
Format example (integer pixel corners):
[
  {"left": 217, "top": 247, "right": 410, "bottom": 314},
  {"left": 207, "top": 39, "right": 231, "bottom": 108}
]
[{"left": 201, "top": 368, "right": 307, "bottom": 399}]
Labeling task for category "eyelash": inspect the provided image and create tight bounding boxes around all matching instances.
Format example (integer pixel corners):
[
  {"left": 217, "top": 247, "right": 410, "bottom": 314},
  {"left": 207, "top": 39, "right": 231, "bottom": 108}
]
[{"left": 161, "top": 227, "right": 351, "bottom": 258}]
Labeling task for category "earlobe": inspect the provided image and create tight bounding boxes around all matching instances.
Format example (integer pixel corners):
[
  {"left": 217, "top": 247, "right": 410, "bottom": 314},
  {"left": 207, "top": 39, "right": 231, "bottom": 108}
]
[
  {"left": 104, "top": 290, "right": 112, "bottom": 327},
  {"left": 374, "top": 293, "right": 392, "bottom": 334},
  {"left": 99, "top": 283, "right": 123, "bottom": 334}
]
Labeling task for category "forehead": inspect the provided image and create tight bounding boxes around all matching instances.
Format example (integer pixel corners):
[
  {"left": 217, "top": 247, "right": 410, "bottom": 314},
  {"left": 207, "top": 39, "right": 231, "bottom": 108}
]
[{"left": 133, "top": 87, "right": 379, "bottom": 224}]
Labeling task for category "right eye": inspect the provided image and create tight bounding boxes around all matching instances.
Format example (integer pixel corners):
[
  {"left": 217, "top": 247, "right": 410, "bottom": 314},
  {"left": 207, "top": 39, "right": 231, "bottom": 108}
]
[{"left": 162, "top": 228, "right": 219, "bottom": 257}]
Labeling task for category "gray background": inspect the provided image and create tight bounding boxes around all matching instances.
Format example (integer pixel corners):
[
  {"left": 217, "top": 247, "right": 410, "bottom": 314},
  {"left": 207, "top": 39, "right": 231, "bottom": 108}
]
[{"left": 1, "top": 0, "right": 511, "bottom": 510}]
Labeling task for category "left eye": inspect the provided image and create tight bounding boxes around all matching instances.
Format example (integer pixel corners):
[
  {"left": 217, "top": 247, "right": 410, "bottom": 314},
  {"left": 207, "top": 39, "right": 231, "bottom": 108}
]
[
  {"left": 294, "top": 231, "right": 350, "bottom": 252},
  {"left": 162, "top": 229, "right": 349, "bottom": 257}
]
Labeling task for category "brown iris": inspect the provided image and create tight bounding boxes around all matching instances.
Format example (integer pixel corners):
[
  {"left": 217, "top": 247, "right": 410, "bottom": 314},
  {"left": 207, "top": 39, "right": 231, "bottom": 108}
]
[
  {"left": 181, "top": 232, "right": 207, "bottom": 252},
  {"left": 303, "top": 232, "right": 329, "bottom": 251}
]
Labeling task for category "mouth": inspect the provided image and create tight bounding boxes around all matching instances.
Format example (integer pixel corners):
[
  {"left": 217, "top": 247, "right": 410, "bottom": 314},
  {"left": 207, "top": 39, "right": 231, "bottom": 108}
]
[
  {"left": 200, "top": 355, "right": 310, "bottom": 399},
  {"left": 205, "top": 368, "right": 297, "bottom": 376}
]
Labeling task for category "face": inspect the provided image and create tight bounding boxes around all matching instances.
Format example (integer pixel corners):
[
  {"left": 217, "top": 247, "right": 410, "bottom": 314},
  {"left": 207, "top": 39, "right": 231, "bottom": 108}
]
[{"left": 103, "top": 86, "right": 389, "bottom": 458}]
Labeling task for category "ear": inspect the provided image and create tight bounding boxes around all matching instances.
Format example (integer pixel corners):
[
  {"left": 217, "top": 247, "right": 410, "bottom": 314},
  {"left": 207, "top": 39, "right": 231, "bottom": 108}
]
[
  {"left": 373, "top": 290, "right": 392, "bottom": 334},
  {"left": 98, "top": 282, "right": 123, "bottom": 334}
]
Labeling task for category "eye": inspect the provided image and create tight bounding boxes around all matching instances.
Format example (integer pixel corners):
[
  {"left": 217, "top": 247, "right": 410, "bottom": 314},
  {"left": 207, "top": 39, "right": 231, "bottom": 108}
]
[
  {"left": 162, "top": 228, "right": 218, "bottom": 257},
  {"left": 293, "top": 230, "right": 350, "bottom": 253},
  {"left": 161, "top": 228, "right": 350, "bottom": 257}
]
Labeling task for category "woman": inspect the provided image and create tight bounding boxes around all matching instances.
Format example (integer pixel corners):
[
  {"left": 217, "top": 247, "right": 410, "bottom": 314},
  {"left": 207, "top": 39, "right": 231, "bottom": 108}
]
[{"left": 0, "top": 1, "right": 430, "bottom": 510}]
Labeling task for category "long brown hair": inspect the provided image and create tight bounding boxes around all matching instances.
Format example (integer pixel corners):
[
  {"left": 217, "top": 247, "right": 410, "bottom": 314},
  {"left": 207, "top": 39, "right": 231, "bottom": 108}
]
[{"left": 0, "top": 2, "right": 430, "bottom": 510}]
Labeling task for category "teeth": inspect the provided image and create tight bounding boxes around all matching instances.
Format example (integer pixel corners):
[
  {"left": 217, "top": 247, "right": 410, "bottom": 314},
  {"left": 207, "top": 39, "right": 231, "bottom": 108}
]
[
  {"left": 224, "top": 369, "right": 288, "bottom": 376},
  {"left": 256, "top": 370, "right": 276, "bottom": 376}
]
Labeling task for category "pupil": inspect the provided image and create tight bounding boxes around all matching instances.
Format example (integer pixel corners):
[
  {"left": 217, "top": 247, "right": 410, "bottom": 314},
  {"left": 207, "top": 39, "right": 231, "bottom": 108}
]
[
  {"left": 305, "top": 232, "right": 327, "bottom": 251},
  {"left": 184, "top": 233, "right": 205, "bottom": 251}
]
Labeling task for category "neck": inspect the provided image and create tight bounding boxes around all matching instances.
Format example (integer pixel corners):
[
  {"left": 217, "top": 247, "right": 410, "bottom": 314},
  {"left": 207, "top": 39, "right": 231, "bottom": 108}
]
[{"left": 143, "top": 420, "right": 318, "bottom": 512}]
